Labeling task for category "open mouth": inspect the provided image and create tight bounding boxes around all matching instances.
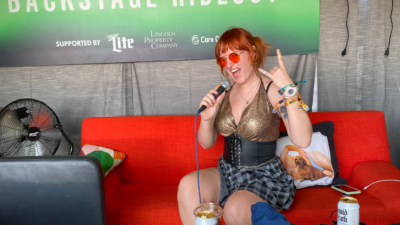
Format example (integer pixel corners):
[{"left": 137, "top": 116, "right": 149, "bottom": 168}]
[{"left": 231, "top": 68, "right": 241, "bottom": 78}]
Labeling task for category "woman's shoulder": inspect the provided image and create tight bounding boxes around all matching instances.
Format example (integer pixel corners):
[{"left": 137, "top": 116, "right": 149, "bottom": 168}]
[
  {"left": 261, "top": 76, "right": 280, "bottom": 94},
  {"left": 261, "top": 75, "right": 282, "bottom": 105},
  {"left": 261, "top": 76, "right": 272, "bottom": 89},
  {"left": 260, "top": 76, "right": 278, "bottom": 91}
]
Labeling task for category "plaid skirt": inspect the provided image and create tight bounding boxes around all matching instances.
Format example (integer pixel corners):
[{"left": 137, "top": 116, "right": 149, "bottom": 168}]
[{"left": 218, "top": 155, "right": 295, "bottom": 210}]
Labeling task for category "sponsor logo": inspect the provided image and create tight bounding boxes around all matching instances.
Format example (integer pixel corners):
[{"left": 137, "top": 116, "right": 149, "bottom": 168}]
[
  {"left": 192, "top": 35, "right": 219, "bottom": 45},
  {"left": 29, "top": 132, "right": 39, "bottom": 137},
  {"left": 106, "top": 33, "right": 134, "bottom": 53},
  {"left": 192, "top": 35, "right": 199, "bottom": 45},
  {"left": 144, "top": 31, "right": 178, "bottom": 49}
]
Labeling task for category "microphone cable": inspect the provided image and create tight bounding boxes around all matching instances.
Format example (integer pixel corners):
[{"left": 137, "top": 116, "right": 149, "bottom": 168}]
[
  {"left": 194, "top": 81, "right": 230, "bottom": 204},
  {"left": 342, "top": 0, "right": 349, "bottom": 56},
  {"left": 195, "top": 111, "right": 201, "bottom": 204},
  {"left": 385, "top": 0, "right": 394, "bottom": 56}
]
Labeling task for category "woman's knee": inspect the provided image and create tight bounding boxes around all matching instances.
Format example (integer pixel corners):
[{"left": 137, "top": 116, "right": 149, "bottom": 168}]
[
  {"left": 223, "top": 190, "right": 266, "bottom": 225},
  {"left": 177, "top": 172, "right": 198, "bottom": 203},
  {"left": 177, "top": 168, "right": 220, "bottom": 204},
  {"left": 223, "top": 200, "right": 246, "bottom": 224},
  {"left": 223, "top": 194, "right": 249, "bottom": 224}
]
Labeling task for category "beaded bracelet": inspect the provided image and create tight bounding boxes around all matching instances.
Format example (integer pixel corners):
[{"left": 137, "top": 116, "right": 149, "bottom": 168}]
[{"left": 278, "top": 80, "right": 306, "bottom": 95}]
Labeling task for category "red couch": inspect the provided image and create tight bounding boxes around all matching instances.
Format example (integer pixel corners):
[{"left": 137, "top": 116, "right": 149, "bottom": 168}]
[{"left": 81, "top": 111, "right": 400, "bottom": 225}]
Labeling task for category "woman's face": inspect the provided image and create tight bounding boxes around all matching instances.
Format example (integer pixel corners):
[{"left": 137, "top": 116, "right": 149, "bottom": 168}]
[{"left": 220, "top": 48, "right": 254, "bottom": 84}]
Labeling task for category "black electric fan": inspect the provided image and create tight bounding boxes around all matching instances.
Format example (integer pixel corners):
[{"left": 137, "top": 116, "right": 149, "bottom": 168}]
[{"left": 0, "top": 98, "right": 73, "bottom": 157}]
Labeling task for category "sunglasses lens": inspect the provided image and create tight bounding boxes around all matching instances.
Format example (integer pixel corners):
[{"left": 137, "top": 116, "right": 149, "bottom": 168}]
[
  {"left": 217, "top": 58, "right": 227, "bottom": 67},
  {"left": 229, "top": 52, "right": 240, "bottom": 63}
]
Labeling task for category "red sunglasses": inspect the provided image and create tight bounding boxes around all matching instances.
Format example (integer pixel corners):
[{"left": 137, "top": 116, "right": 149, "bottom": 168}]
[{"left": 216, "top": 50, "right": 245, "bottom": 67}]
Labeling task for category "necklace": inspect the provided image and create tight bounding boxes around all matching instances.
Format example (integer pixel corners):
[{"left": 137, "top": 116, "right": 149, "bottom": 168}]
[{"left": 237, "top": 81, "right": 260, "bottom": 104}]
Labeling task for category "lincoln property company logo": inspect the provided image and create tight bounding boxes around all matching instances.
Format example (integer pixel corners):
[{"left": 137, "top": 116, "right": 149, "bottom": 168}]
[{"left": 107, "top": 34, "right": 134, "bottom": 53}]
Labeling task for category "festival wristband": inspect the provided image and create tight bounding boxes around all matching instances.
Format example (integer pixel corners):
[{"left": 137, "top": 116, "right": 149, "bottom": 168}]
[
  {"left": 272, "top": 99, "right": 284, "bottom": 114},
  {"left": 284, "top": 97, "right": 299, "bottom": 106},
  {"left": 278, "top": 80, "right": 306, "bottom": 95},
  {"left": 299, "top": 100, "right": 310, "bottom": 111},
  {"left": 283, "top": 88, "right": 299, "bottom": 98},
  {"left": 273, "top": 94, "right": 309, "bottom": 114},
  {"left": 283, "top": 95, "right": 310, "bottom": 111}
]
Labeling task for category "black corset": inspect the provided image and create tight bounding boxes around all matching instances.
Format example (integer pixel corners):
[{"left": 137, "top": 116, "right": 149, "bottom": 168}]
[{"left": 223, "top": 133, "right": 277, "bottom": 168}]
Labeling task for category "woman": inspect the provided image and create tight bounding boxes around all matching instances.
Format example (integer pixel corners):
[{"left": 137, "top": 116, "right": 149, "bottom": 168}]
[{"left": 177, "top": 27, "right": 312, "bottom": 225}]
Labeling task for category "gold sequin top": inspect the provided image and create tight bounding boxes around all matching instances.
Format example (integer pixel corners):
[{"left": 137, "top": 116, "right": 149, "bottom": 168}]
[{"left": 214, "top": 80, "right": 280, "bottom": 142}]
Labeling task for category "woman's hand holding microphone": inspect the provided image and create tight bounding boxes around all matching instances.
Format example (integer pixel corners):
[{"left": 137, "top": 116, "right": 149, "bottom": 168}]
[{"left": 199, "top": 89, "right": 225, "bottom": 121}]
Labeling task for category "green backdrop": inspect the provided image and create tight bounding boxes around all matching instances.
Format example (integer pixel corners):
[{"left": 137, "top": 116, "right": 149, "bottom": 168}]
[{"left": 0, "top": 0, "right": 319, "bottom": 67}]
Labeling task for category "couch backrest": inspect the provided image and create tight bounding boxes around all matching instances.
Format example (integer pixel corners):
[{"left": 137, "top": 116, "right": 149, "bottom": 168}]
[
  {"left": 304, "top": 111, "right": 390, "bottom": 179},
  {"left": 81, "top": 110, "right": 390, "bottom": 184}
]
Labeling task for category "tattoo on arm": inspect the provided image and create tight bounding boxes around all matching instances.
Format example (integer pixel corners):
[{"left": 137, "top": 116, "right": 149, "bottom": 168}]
[{"left": 280, "top": 105, "right": 288, "bottom": 120}]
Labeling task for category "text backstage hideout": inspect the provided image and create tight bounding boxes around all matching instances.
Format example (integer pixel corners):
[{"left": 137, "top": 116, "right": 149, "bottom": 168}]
[{"left": 8, "top": 0, "right": 265, "bottom": 13}]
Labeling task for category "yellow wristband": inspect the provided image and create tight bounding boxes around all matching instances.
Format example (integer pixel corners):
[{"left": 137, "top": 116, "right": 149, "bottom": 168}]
[{"left": 284, "top": 97, "right": 300, "bottom": 106}]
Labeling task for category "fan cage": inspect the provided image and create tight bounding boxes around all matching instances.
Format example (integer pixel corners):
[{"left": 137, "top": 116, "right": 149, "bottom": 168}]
[{"left": 0, "top": 99, "right": 65, "bottom": 157}]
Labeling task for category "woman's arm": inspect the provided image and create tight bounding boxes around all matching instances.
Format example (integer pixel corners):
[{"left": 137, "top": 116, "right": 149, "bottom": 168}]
[
  {"left": 198, "top": 119, "right": 219, "bottom": 149},
  {"left": 259, "top": 49, "right": 312, "bottom": 148},
  {"left": 274, "top": 92, "right": 312, "bottom": 148},
  {"left": 197, "top": 84, "right": 225, "bottom": 149}
]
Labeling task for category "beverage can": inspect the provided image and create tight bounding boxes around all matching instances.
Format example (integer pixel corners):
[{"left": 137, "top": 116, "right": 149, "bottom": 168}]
[
  {"left": 195, "top": 211, "right": 218, "bottom": 225},
  {"left": 337, "top": 196, "right": 360, "bottom": 225}
]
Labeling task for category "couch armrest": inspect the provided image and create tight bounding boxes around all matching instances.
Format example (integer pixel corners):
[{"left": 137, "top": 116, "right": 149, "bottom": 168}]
[
  {"left": 104, "top": 169, "right": 122, "bottom": 203},
  {"left": 351, "top": 160, "right": 400, "bottom": 223}
]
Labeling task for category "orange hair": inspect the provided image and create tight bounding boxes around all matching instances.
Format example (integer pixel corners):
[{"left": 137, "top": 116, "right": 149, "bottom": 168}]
[{"left": 215, "top": 27, "right": 272, "bottom": 78}]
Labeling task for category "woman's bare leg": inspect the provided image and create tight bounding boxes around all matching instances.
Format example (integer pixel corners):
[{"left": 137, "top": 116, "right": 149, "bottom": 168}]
[
  {"left": 223, "top": 190, "right": 268, "bottom": 225},
  {"left": 177, "top": 168, "right": 220, "bottom": 225}
]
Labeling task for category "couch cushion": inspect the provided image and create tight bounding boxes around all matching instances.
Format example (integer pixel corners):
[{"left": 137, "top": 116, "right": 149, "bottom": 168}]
[
  {"left": 80, "top": 145, "right": 126, "bottom": 177},
  {"left": 278, "top": 121, "right": 347, "bottom": 189},
  {"left": 104, "top": 170, "right": 122, "bottom": 202},
  {"left": 282, "top": 185, "right": 390, "bottom": 225},
  {"left": 278, "top": 111, "right": 391, "bottom": 180},
  {"left": 351, "top": 160, "right": 400, "bottom": 224},
  {"left": 106, "top": 184, "right": 181, "bottom": 225},
  {"left": 105, "top": 184, "right": 390, "bottom": 225}
]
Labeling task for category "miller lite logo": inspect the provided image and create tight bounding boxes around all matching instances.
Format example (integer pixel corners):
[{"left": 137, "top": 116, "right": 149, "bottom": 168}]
[{"left": 106, "top": 34, "right": 134, "bottom": 53}]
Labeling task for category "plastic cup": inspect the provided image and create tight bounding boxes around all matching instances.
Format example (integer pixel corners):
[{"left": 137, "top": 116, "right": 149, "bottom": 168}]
[{"left": 193, "top": 202, "right": 223, "bottom": 225}]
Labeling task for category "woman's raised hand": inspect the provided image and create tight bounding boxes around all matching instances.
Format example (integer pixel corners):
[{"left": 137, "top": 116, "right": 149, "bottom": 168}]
[
  {"left": 199, "top": 89, "right": 225, "bottom": 121},
  {"left": 258, "top": 49, "right": 294, "bottom": 89}
]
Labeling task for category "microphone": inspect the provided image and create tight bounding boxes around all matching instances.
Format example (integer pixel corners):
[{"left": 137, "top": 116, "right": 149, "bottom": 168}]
[{"left": 198, "top": 81, "right": 231, "bottom": 114}]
